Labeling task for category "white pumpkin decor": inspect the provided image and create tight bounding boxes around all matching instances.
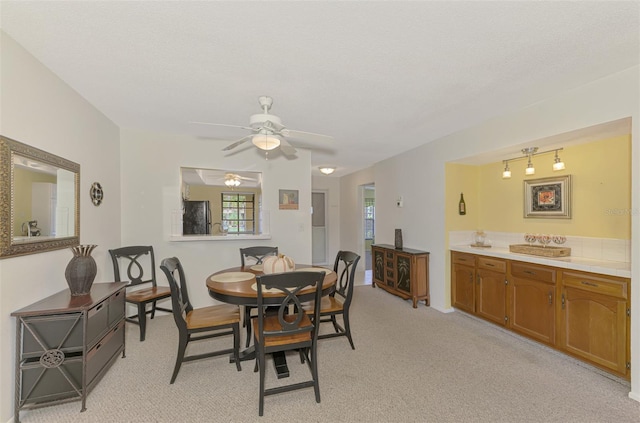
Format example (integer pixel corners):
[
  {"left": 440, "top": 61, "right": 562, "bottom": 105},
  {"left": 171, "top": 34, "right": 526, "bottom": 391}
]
[{"left": 262, "top": 254, "right": 295, "bottom": 274}]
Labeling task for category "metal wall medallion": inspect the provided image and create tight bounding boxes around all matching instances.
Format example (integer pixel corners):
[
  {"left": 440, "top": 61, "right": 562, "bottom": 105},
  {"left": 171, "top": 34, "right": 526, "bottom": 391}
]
[{"left": 90, "top": 182, "right": 103, "bottom": 206}]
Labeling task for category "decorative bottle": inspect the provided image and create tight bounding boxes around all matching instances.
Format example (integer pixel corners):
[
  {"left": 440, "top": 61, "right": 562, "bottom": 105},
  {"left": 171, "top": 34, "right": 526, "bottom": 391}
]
[{"left": 458, "top": 193, "right": 466, "bottom": 215}]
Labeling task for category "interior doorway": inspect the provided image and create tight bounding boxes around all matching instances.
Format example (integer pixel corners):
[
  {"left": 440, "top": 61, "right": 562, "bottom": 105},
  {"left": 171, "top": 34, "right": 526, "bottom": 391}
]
[
  {"left": 311, "top": 190, "right": 328, "bottom": 265},
  {"left": 362, "top": 184, "right": 375, "bottom": 271}
]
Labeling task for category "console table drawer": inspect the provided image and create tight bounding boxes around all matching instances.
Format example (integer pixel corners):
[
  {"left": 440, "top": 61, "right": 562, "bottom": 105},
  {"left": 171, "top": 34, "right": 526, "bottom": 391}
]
[{"left": 86, "top": 321, "right": 125, "bottom": 384}]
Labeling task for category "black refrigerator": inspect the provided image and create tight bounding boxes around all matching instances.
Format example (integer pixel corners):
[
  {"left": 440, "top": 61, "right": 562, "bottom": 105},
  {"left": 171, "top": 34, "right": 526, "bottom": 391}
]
[{"left": 183, "top": 200, "right": 211, "bottom": 235}]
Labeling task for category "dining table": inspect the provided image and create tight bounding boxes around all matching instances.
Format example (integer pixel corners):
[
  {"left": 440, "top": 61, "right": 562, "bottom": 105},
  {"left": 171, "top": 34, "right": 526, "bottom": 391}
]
[{"left": 207, "top": 263, "right": 336, "bottom": 378}]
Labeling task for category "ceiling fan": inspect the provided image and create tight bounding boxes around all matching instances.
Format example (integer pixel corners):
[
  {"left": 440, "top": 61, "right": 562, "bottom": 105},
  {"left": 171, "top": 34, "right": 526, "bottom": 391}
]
[{"left": 191, "top": 96, "right": 333, "bottom": 157}]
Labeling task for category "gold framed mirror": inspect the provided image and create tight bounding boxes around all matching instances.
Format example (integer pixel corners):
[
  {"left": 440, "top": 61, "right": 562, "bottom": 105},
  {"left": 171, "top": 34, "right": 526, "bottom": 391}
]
[{"left": 1, "top": 135, "right": 80, "bottom": 258}]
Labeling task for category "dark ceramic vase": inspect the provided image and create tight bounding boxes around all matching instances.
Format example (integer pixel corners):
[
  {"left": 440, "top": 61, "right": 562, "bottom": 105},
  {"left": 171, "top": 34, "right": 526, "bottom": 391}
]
[
  {"left": 394, "top": 229, "right": 403, "bottom": 249},
  {"left": 65, "top": 245, "right": 98, "bottom": 296}
]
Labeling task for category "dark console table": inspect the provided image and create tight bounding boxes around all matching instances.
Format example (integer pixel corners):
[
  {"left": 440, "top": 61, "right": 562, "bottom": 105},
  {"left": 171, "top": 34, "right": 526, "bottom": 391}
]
[{"left": 12, "top": 282, "right": 126, "bottom": 423}]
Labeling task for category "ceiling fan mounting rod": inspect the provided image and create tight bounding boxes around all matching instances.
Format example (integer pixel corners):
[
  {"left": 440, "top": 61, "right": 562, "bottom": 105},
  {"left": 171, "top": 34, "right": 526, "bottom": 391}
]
[{"left": 258, "top": 95, "right": 273, "bottom": 113}]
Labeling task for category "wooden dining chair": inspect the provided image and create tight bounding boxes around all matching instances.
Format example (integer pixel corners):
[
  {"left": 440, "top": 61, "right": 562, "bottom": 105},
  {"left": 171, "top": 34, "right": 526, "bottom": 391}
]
[
  {"left": 253, "top": 271, "right": 324, "bottom": 416},
  {"left": 109, "top": 245, "right": 172, "bottom": 341},
  {"left": 302, "top": 250, "right": 360, "bottom": 349},
  {"left": 240, "top": 246, "right": 278, "bottom": 347},
  {"left": 159, "top": 257, "right": 241, "bottom": 384}
]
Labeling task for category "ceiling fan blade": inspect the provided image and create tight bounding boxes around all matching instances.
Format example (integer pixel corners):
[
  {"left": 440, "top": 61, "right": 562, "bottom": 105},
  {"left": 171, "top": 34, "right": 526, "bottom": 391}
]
[
  {"left": 223, "top": 135, "right": 252, "bottom": 151},
  {"left": 281, "top": 128, "right": 334, "bottom": 143},
  {"left": 190, "top": 121, "right": 254, "bottom": 132},
  {"left": 279, "top": 138, "right": 297, "bottom": 157}
]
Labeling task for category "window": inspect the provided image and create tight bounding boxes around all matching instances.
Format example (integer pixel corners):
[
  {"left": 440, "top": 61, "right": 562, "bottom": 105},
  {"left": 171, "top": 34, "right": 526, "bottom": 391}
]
[
  {"left": 364, "top": 198, "right": 375, "bottom": 240},
  {"left": 222, "top": 193, "right": 255, "bottom": 234}
]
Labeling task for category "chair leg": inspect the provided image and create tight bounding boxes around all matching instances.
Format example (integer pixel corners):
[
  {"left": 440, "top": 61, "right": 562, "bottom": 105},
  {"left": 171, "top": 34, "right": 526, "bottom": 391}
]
[
  {"left": 233, "top": 324, "right": 241, "bottom": 371},
  {"left": 330, "top": 315, "right": 340, "bottom": 333},
  {"left": 170, "top": 334, "right": 188, "bottom": 384},
  {"left": 258, "top": 350, "right": 266, "bottom": 416},
  {"left": 150, "top": 300, "right": 157, "bottom": 319},
  {"left": 311, "top": 347, "right": 321, "bottom": 403},
  {"left": 343, "top": 311, "right": 355, "bottom": 350},
  {"left": 245, "top": 307, "right": 252, "bottom": 348},
  {"left": 137, "top": 304, "right": 147, "bottom": 342}
]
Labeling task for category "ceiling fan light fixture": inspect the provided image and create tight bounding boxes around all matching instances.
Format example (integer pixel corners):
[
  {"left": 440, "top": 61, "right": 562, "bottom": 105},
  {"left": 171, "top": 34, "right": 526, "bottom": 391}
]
[
  {"left": 319, "top": 166, "right": 336, "bottom": 175},
  {"left": 224, "top": 177, "right": 241, "bottom": 187},
  {"left": 252, "top": 134, "right": 280, "bottom": 151}
]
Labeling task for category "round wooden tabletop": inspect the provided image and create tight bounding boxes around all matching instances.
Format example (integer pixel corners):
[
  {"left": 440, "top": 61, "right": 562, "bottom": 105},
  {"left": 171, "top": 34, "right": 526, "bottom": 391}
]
[{"left": 207, "top": 265, "right": 337, "bottom": 306}]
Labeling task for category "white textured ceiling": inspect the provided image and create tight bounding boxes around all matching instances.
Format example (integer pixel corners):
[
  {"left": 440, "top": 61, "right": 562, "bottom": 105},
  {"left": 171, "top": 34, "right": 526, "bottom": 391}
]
[{"left": 1, "top": 1, "right": 639, "bottom": 176}]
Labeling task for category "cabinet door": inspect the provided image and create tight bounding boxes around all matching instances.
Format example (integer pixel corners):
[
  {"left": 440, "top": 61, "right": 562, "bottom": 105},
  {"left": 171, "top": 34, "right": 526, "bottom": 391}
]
[
  {"left": 452, "top": 264, "right": 475, "bottom": 313},
  {"left": 396, "top": 254, "right": 411, "bottom": 293},
  {"left": 372, "top": 248, "right": 385, "bottom": 286},
  {"left": 509, "top": 277, "right": 555, "bottom": 345},
  {"left": 476, "top": 268, "right": 506, "bottom": 326},
  {"left": 560, "top": 286, "right": 627, "bottom": 375}
]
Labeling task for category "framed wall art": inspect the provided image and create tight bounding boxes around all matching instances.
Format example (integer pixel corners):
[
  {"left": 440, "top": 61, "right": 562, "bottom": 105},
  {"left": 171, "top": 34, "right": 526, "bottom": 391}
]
[
  {"left": 524, "top": 175, "right": 572, "bottom": 218},
  {"left": 279, "top": 189, "right": 299, "bottom": 210}
]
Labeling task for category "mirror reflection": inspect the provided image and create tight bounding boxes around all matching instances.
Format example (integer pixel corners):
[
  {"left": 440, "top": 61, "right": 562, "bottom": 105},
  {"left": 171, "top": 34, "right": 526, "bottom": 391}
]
[
  {"left": 180, "top": 168, "right": 264, "bottom": 236},
  {"left": 0, "top": 135, "right": 80, "bottom": 259},
  {"left": 12, "top": 154, "right": 77, "bottom": 242}
]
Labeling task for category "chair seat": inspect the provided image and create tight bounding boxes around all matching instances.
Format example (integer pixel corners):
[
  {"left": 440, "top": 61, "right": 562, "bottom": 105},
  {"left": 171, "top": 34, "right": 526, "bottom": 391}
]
[
  {"left": 252, "top": 314, "right": 312, "bottom": 347},
  {"left": 126, "top": 286, "right": 172, "bottom": 303},
  {"left": 187, "top": 304, "right": 240, "bottom": 329},
  {"left": 302, "top": 296, "right": 344, "bottom": 314}
]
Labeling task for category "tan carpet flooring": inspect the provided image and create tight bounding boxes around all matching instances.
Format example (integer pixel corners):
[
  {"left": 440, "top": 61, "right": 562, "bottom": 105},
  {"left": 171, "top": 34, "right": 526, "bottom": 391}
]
[{"left": 17, "top": 285, "right": 640, "bottom": 422}]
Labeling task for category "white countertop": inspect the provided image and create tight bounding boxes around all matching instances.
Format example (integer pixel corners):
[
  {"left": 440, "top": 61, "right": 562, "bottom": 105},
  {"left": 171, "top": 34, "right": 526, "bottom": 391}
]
[{"left": 450, "top": 245, "right": 631, "bottom": 278}]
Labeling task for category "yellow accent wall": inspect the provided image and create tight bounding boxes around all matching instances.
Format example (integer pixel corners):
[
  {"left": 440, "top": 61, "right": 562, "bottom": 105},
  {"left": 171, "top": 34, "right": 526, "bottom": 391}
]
[{"left": 446, "top": 135, "right": 631, "bottom": 239}]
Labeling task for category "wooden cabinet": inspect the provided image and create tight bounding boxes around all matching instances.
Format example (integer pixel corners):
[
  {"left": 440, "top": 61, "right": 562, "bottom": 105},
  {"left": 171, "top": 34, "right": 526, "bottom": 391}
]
[
  {"left": 450, "top": 250, "right": 631, "bottom": 379},
  {"left": 372, "top": 244, "right": 429, "bottom": 308},
  {"left": 12, "top": 283, "right": 126, "bottom": 423},
  {"left": 476, "top": 256, "right": 507, "bottom": 326},
  {"left": 451, "top": 252, "right": 475, "bottom": 313},
  {"left": 559, "top": 271, "right": 630, "bottom": 377},
  {"left": 508, "top": 261, "right": 556, "bottom": 346}
]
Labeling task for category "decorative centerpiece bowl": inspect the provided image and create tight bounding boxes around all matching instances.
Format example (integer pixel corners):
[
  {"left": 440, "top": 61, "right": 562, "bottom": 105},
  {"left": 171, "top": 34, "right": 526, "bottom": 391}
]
[{"left": 524, "top": 233, "right": 537, "bottom": 246}]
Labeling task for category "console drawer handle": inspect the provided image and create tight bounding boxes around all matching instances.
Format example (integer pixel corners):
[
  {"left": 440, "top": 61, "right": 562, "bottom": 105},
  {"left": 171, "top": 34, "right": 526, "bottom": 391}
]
[
  {"left": 524, "top": 270, "right": 536, "bottom": 275},
  {"left": 581, "top": 281, "right": 598, "bottom": 287}
]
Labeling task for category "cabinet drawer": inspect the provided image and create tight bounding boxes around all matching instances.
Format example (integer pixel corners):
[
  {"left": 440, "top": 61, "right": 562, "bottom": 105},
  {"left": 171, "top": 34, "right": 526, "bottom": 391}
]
[
  {"left": 20, "top": 356, "right": 82, "bottom": 403},
  {"left": 452, "top": 252, "right": 475, "bottom": 266},
  {"left": 562, "top": 271, "right": 628, "bottom": 300},
  {"left": 86, "top": 320, "right": 125, "bottom": 385},
  {"left": 477, "top": 257, "right": 506, "bottom": 273},
  {"left": 511, "top": 262, "right": 556, "bottom": 284},
  {"left": 87, "top": 299, "right": 110, "bottom": 348},
  {"left": 108, "top": 288, "right": 125, "bottom": 326}
]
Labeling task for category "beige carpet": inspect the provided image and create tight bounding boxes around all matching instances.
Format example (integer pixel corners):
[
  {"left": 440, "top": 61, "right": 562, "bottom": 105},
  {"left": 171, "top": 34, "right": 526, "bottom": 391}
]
[{"left": 18, "top": 285, "right": 640, "bottom": 422}]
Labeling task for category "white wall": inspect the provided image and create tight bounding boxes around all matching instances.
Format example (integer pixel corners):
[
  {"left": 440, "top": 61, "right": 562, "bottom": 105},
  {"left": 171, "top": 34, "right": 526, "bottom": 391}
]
[
  {"left": 341, "top": 66, "right": 640, "bottom": 400},
  {"left": 0, "top": 32, "right": 121, "bottom": 422},
  {"left": 119, "top": 128, "right": 313, "bottom": 309}
]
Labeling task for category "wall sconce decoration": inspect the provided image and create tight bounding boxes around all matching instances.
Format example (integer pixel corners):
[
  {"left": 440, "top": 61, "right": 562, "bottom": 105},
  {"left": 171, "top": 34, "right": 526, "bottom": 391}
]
[
  {"left": 501, "top": 147, "right": 566, "bottom": 179},
  {"left": 90, "top": 182, "right": 103, "bottom": 206}
]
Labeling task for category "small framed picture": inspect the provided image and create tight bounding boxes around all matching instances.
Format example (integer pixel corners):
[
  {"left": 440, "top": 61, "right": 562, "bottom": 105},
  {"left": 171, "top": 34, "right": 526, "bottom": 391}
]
[
  {"left": 279, "top": 189, "right": 299, "bottom": 210},
  {"left": 524, "top": 175, "right": 572, "bottom": 218}
]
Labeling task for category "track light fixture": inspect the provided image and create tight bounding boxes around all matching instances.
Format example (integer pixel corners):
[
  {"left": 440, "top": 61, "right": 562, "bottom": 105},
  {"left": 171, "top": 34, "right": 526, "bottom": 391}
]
[
  {"left": 501, "top": 147, "right": 566, "bottom": 178},
  {"left": 502, "top": 161, "right": 511, "bottom": 179}
]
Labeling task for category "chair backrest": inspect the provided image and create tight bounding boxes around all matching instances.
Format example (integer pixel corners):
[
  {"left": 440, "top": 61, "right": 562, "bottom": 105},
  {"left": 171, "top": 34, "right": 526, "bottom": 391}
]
[
  {"left": 109, "top": 245, "right": 158, "bottom": 288},
  {"left": 332, "top": 251, "right": 361, "bottom": 307},
  {"left": 240, "top": 246, "right": 278, "bottom": 267},
  {"left": 255, "top": 271, "right": 324, "bottom": 345},
  {"left": 159, "top": 257, "right": 192, "bottom": 333}
]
